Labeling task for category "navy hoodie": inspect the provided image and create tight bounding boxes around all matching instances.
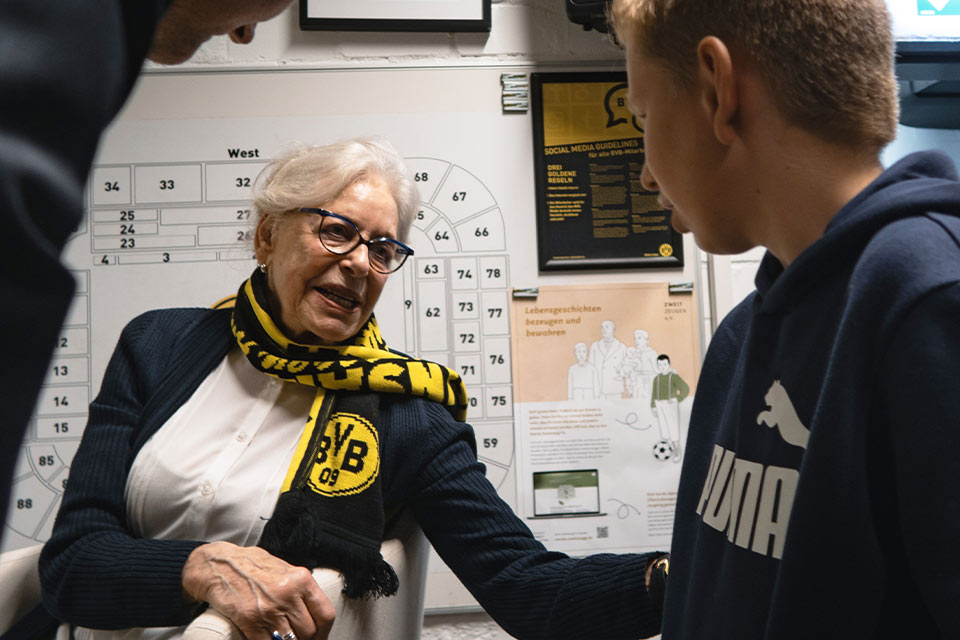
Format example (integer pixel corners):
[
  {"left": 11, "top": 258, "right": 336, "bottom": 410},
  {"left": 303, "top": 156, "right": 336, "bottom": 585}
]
[{"left": 662, "top": 151, "right": 960, "bottom": 639}]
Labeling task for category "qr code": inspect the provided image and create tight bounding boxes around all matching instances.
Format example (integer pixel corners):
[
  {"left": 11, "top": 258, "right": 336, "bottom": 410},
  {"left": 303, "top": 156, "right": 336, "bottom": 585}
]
[{"left": 597, "top": 526, "right": 609, "bottom": 539}]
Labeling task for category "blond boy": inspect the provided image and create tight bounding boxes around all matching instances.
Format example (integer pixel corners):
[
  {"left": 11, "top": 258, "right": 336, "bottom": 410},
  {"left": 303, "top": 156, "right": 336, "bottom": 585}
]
[{"left": 612, "top": 0, "right": 960, "bottom": 637}]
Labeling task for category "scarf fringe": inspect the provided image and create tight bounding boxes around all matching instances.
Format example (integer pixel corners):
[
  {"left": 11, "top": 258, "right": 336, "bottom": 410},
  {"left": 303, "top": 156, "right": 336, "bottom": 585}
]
[{"left": 260, "top": 491, "right": 400, "bottom": 599}]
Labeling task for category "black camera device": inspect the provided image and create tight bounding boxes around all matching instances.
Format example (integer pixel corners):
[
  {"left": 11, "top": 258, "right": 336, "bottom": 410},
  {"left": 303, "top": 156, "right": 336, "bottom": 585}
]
[{"left": 565, "top": 0, "right": 612, "bottom": 33}]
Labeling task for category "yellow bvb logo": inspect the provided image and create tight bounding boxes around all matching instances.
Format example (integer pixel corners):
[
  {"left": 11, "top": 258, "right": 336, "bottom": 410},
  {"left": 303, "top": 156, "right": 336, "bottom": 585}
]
[
  {"left": 658, "top": 243, "right": 674, "bottom": 258},
  {"left": 308, "top": 412, "right": 380, "bottom": 497}
]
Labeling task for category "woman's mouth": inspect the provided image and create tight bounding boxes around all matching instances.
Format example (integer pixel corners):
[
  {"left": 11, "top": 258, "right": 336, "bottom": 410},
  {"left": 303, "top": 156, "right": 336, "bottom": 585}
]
[{"left": 315, "top": 286, "right": 360, "bottom": 310}]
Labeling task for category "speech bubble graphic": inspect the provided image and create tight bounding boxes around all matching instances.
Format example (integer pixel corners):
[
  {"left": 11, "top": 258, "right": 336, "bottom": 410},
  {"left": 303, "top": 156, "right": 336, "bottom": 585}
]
[{"left": 604, "top": 83, "right": 642, "bottom": 133}]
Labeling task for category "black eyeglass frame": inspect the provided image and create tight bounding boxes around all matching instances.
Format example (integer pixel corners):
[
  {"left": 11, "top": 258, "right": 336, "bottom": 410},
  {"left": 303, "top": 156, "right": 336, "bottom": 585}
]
[{"left": 298, "top": 207, "right": 415, "bottom": 274}]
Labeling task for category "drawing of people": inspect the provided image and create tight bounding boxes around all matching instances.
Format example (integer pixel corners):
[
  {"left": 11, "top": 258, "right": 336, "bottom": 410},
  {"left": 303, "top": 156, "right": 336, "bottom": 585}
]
[
  {"left": 568, "top": 342, "right": 600, "bottom": 401},
  {"left": 650, "top": 354, "right": 690, "bottom": 462},
  {"left": 588, "top": 320, "right": 627, "bottom": 400},
  {"left": 633, "top": 329, "right": 660, "bottom": 401},
  {"left": 619, "top": 346, "right": 641, "bottom": 398}
]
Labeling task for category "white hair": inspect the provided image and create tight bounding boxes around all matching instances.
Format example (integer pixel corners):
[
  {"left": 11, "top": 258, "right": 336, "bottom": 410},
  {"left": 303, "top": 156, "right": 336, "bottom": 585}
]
[{"left": 252, "top": 137, "right": 419, "bottom": 242}]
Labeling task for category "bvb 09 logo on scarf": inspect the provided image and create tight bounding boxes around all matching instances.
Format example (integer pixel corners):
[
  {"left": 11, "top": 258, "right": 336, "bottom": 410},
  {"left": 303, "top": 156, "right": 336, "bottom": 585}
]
[{"left": 307, "top": 412, "right": 381, "bottom": 496}]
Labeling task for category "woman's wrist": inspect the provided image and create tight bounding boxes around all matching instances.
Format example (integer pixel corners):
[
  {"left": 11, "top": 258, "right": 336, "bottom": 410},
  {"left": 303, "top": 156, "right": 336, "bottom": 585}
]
[{"left": 182, "top": 541, "right": 232, "bottom": 604}]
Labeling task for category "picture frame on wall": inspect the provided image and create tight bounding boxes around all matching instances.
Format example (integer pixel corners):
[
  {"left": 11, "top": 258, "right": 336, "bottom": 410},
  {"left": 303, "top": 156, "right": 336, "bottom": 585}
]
[
  {"left": 300, "top": 0, "right": 492, "bottom": 32},
  {"left": 530, "top": 71, "right": 684, "bottom": 271}
]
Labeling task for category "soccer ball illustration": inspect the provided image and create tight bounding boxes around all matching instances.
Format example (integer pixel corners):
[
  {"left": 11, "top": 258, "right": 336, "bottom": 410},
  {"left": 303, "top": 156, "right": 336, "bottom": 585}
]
[{"left": 653, "top": 439, "right": 673, "bottom": 461}]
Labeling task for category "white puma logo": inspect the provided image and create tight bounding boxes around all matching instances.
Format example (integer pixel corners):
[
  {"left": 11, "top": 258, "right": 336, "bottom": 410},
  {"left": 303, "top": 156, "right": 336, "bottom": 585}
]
[{"left": 756, "top": 380, "right": 809, "bottom": 449}]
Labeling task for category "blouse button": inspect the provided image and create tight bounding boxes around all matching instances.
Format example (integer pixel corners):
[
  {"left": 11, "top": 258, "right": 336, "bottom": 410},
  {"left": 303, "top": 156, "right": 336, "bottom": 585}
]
[
  {"left": 200, "top": 482, "right": 213, "bottom": 496},
  {"left": 236, "top": 432, "right": 247, "bottom": 442}
]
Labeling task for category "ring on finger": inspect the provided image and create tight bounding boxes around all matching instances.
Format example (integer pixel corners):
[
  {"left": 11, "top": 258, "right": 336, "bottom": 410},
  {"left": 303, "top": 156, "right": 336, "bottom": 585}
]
[{"left": 271, "top": 632, "right": 297, "bottom": 640}]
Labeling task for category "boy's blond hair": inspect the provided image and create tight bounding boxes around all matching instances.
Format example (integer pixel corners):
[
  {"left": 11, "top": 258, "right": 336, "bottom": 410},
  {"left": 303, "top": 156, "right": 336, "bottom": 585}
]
[{"left": 610, "top": 0, "right": 898, "bottom": 153}]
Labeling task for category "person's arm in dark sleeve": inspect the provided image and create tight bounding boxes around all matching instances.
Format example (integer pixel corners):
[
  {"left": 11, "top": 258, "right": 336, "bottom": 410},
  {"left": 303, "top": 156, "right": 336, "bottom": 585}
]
[
  {"left": 39, "top": 312, "right": 205, "bottom": 629},
  {"left": 403, "top": 401, "right": 662, "bottom": 640}
]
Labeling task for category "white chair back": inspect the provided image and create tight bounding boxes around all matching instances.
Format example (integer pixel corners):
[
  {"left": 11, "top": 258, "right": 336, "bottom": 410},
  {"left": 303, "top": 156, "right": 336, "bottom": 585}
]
[{"left": 0, "top": 544, "right": 44, "bottom": 633}]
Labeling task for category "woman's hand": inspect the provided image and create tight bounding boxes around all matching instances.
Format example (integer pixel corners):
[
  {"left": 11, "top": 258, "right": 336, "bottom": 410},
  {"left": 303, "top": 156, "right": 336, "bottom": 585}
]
[{"left": 182, "top": 541, "right": 336, "bottom": 640}]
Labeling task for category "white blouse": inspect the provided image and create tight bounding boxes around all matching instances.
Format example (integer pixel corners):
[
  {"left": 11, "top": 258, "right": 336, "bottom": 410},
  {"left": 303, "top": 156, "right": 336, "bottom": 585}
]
[{"left": 78, "top": 348, "right": 315, "bottom": 640}]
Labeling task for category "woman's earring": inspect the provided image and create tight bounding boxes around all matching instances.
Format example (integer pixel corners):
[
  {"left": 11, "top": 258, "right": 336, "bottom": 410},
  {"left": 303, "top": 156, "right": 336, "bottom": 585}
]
[{"left": 257, "top": 263, "right": 267, "bottom": 273}]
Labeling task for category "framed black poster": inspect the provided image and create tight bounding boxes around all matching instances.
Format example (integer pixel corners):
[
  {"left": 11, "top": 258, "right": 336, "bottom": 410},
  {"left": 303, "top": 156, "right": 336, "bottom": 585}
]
[
  {"left": 531, "top": 72, "right": 683, "bottom": 271},
  {"left": 300, "top": 0, "right": 491, "bottom": 32}
]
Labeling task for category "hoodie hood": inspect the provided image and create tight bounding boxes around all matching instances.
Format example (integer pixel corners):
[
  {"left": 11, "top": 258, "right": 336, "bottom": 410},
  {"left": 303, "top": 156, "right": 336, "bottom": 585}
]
[{"left": 754, "top": 150, "right": 960, "bottom": 313}]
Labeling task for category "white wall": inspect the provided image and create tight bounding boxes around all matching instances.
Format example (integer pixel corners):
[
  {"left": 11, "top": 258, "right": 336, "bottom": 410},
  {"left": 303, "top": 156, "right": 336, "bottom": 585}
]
[{"left": 151, "top": 0, "right": 622, "bottom": 71}]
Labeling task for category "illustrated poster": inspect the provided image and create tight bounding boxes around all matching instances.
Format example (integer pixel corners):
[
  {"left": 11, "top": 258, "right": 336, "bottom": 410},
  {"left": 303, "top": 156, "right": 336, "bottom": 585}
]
[{"left": 511, "top": 283, "right": 699, "bottom": 554}]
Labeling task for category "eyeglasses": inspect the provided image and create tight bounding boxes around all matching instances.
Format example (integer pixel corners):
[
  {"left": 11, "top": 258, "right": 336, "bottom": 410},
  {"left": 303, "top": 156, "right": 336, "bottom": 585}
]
[{"left": 299, "top": 207, "right": 414, "bottom": 274}]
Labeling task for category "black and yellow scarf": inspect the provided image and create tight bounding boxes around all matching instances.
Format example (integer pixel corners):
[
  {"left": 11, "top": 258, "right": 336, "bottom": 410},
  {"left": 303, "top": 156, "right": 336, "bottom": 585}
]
[{"left": 231, "top": 269, "right": 468, "bottom": 598}]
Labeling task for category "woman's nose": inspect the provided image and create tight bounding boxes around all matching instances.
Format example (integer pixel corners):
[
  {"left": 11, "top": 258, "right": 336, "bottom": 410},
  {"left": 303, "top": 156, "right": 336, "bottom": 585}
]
[{"left": 340, "top": 242, "right": 371, "bottom": 276}]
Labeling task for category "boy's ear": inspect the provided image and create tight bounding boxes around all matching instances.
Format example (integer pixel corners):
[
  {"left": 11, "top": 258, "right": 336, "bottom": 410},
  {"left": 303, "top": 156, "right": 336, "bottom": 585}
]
[{"left": 696, "top": 36, "right": 738, "bottom": 146}]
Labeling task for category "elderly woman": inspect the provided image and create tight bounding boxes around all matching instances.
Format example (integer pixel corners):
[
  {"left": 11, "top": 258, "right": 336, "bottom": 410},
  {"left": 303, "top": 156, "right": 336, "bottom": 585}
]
[{"left": 38, "top": 138, "right": 662, "bottom": 640}]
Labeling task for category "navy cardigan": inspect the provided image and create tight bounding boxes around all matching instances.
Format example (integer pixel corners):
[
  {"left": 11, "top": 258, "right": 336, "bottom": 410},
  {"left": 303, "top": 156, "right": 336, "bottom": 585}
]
[{"left": 39, "top": 308, "right": 661, "bottom": 640}]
